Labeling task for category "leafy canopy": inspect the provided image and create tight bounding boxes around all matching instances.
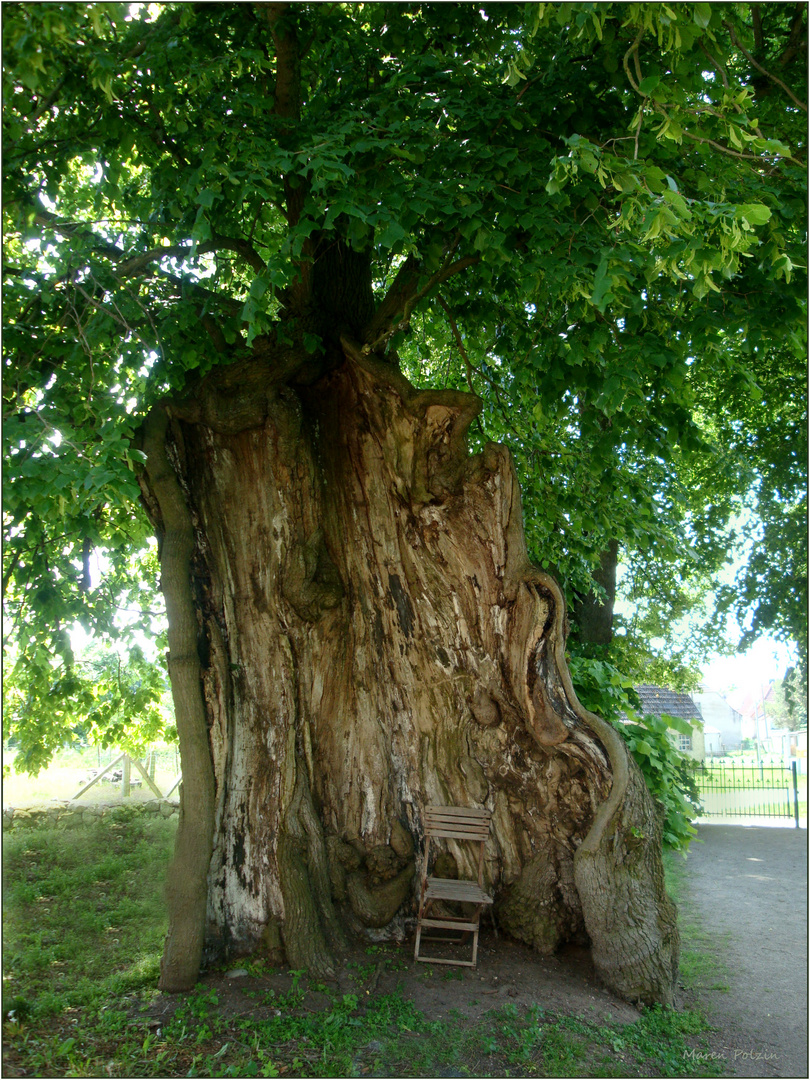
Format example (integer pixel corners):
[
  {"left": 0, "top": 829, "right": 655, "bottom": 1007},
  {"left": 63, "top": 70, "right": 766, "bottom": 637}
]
[{"left": 3, "top": 2, "right": 806, "bottom": 767}]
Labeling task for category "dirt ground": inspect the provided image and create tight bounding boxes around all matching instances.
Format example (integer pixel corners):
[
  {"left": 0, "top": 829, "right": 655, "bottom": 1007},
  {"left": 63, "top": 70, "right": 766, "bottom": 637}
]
[
  {"left": 235, "top": 932, "right": 638, "bottom": 1026},
  {"left": 676, "top": 823, "right": 808, "bottom": 1079},
  {"left": 140, "top": 822, "right": 806, "bottom": 1078},
  {"left": 142, "top": 930, "right": 643, "bottom": 1040}
]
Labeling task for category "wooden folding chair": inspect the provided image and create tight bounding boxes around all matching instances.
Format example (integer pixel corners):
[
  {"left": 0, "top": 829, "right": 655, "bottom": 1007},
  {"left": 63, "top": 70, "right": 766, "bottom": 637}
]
[{"left": 413, "top": 805, "right": 493, "bottom": 968}]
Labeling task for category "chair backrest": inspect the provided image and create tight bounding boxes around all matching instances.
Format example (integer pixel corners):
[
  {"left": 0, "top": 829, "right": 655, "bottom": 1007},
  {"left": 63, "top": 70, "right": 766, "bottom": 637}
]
[
  {"left": 423, "top": 805, "right": 491, "bottom": 888},
  {"left": 424, "top": 805, "right": 491, "bottom": 840}
]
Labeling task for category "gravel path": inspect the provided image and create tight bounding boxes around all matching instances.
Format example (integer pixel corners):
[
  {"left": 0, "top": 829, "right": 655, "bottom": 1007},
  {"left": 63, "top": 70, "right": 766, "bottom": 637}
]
[{"left": 682, "top": 824, "right": 808, "bottom": 1078}]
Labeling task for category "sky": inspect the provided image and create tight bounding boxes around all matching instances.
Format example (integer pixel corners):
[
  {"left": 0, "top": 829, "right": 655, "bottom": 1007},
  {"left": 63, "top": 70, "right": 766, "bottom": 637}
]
[{"left": 700, "top": 634, "right": 795, "bottom": 707}]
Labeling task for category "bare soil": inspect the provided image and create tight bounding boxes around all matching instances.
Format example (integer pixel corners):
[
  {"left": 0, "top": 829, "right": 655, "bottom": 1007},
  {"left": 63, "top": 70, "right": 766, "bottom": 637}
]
[
  {"left": 136, "top": 932, "right": 648, "bottom": 1078},
  {"left": 193, "top": 933, "right": 642, "bottom": 1029}
]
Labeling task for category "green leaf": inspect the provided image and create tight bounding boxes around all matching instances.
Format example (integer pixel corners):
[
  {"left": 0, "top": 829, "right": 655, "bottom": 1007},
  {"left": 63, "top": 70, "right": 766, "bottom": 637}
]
[
  {"left": 249, "top": 276, "right": 269, "bottom": 300},
  {"left": 663, "top": 189, "right": 692, "bottom": 220},
  {"left": 377, "top": 221, "right": 408, "bottom": 249},
  {"left": 303, "top": 332, "right": 322, "bottom": 355},
  {"left": 658, "top": 712, "right": 694, "bottom": 737},
  {"left": 638, "top": 75, "right": 660, "bottom": 96},
  {"left": 737, "top": 203, "right": 772, "bottom": 228},
  {"left": 591, "top": 256, "right": 613, "bottom": 312}
]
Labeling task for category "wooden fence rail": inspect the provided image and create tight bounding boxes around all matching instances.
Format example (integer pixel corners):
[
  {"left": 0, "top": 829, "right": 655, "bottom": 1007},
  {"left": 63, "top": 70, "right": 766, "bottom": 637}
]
[{"left": 71, "top": 752, "right": 182, "bottom": 802}]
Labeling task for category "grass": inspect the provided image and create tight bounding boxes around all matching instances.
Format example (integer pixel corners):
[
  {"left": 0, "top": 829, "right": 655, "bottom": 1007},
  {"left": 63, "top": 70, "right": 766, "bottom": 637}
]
[
  {"left": 3, "top": 815, "right": 724, "bottom": 1078},
  {"left": 3, "top": 810, "right": 174, "bottom": 1015},
  {"left": 663, "top": 851, "right": 732, "bottom": 995}
]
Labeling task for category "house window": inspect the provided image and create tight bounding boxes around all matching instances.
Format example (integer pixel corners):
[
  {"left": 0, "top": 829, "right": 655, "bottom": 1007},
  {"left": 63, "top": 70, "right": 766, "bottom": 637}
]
[{"left": 677, "top": 734, "right": 692, "bottom": 753}]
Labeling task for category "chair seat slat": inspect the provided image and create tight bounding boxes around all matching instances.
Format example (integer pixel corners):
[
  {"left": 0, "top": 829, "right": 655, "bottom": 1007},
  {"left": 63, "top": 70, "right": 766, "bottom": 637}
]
[
  {"left": 416, "top": 916, "right": 482, "bottom": 932},
  {"left": 425, "top": 878, "right": 492, "bottom": 904},
  {"left": 426, "top": 820, "right": 489, "bottom": 829},
  {"left": 425, "top": 812, "right": 490, "bottom": 822},
  {"left": 415, "top": 955, "right": 478, "bottom": 967},
  {"left": 425, "top": 826, "right": 489, "bottom": 840}
]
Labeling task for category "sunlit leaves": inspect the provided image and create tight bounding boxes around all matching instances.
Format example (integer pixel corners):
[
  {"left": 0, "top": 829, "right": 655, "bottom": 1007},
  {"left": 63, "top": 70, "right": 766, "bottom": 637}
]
[
  {"left": 566, "top": 655, "right": 700, "bottom": 851},
  {"left": 2, "top": 0, "right": 807, "bottom": 767}
]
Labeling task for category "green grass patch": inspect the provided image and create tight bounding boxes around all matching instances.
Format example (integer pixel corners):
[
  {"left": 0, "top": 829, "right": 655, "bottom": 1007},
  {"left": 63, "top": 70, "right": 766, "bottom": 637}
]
[
  {"left": 3, "top": 817, "right": 722, "bottom": 1078},
  {"left": 664, "top": 850, "right": 732, "bottom": 995},
  {"left": 3, "top": 812, "right": 176, "bottom": 1019}
]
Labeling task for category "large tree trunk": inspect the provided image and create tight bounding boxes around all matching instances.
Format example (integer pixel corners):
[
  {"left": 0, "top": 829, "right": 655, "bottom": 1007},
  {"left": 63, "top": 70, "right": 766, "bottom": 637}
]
[{"left": 139, "top": 333, "right": 678, "bottom": 1005}]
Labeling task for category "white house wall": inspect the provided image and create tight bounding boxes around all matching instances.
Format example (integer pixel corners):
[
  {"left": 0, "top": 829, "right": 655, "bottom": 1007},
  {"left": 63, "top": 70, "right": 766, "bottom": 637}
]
[{"left": 691, "top": 692, "right": 742, "bottom": 753}]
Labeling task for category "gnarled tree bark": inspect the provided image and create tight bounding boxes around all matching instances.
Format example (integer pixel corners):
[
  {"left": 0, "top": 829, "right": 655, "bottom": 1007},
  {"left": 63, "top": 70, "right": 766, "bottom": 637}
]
[{"left": 138, "top": 315, "right": 678, "bottom": 1005}]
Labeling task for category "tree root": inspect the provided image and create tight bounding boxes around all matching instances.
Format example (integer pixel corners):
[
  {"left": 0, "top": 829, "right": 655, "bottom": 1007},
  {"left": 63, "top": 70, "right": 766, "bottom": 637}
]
[
  {"left": 277, "top": 833, "right": 337, "bottom": 979},
  {"left": 346, "top": 860, "right": 416, "bottom": 928}
]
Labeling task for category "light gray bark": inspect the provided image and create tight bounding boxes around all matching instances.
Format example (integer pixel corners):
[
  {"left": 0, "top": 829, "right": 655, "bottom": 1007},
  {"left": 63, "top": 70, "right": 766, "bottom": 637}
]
[{"left": 139, "top": 339, "right": 678, "bottom": 1005}]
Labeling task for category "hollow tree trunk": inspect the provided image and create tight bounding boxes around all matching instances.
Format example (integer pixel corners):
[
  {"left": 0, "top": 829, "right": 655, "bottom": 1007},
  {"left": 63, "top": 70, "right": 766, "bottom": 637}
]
[{"left": 139, "top": 336, "right": 678, "bottom": 1005}]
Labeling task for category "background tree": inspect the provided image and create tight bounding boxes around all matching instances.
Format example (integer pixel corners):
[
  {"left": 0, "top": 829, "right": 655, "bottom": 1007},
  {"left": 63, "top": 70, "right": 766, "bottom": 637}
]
[
  {"left": 763, "top": 669, "right": 808, "bottom": 731},
  {"left": 3, "top": 2, "right": 806, "bottom": 1002}
]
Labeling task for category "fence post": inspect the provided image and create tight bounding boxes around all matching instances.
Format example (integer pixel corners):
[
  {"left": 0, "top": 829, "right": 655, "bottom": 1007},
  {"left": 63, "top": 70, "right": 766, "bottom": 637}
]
[
  {"left": 792, "top": 760, "right": 800, "bottom": 829},
  {"left": 122, "top": 755, "right": 131, "bottom": 798}
]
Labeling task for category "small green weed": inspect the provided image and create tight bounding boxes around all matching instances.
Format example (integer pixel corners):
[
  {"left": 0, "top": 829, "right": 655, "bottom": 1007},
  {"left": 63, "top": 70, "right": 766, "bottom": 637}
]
[{"left": 441, "top": 967, "right": 465, "bottom": 981}]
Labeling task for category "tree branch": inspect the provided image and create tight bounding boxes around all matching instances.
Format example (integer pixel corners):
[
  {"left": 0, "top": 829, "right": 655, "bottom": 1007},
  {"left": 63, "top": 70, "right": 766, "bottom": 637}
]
[
  {"left": 363, "top": 254, "right": 419, "bottom": 345},
  {"left": 699, "top": 40, "right": 733, "bottom": 93},
  {"left": 260, "top": 3, "right": 301, "bottom": 122},
  {"left": 258, "top": 2, "right": 306, "bottom": 231},
  {"left": 28, "top": 78, "right": 67, "bottom": 124},
  {"left": 752, "top": 4, "right": 765, "bottom": 55},
  {"left": 725, "top": 19, "right": 808, "bottom": 112},
  {"left": 123, "top": 9, "right": 181, "bottom": 59},
  {"left": 779, "top": 4, "right": 807, "bottom": 68},
  {"left": 436, "top": 295, "right": 476, "bottom": 395},
  {"left": 123, "top": 106, "right": 190, "bottom": 168},
  {"left": 30, "top": 208, "right": 246, "bottom": 315},
  {"left": 147, "top": 267, "right": 244, "bottom": 316},
  {"left": 119, "top": 236, "right": 266, "bottom": 277},
  {"left": 200, "top": 312, "right": 230, "bottom": 353},
  {"left": 363, "top": 248, "right": 481, "bottom": 352}
]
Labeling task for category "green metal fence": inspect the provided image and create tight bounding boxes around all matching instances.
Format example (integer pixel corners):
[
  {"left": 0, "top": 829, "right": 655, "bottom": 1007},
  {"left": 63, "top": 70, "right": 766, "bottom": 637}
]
[{"left": 695, "top": 759, "right": 803, "bottom": 826}]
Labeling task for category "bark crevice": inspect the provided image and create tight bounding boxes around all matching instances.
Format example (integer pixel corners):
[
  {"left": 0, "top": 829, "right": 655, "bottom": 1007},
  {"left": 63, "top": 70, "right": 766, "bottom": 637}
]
[{"left": 140, "top": 337, "right": 678, "bottom": 1006}]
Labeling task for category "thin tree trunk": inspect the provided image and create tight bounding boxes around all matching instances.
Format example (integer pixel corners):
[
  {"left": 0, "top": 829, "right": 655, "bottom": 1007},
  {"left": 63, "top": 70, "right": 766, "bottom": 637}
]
[
  {"left": 571, "top": 540, "right": 620, "bottom": 647},
  {"left": 140, "top": 408, "right": 216, "bottom": 992}
]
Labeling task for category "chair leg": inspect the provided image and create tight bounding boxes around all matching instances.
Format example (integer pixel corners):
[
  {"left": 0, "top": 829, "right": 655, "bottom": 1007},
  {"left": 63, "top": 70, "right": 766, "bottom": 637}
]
[
  {"left": 414, "top": 896, "right": 432, "bottom": 961},
  {"left": 471, "top": 904, "right": 483, "bottom": 967}
]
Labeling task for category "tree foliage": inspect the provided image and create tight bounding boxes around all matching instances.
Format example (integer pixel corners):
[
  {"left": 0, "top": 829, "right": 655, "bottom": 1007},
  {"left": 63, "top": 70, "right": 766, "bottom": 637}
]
[
  {"left": 3, "top": 1, "right": 807, "bottom": 766},
  {"left": 568, "top": 655, "right": 700, "bottom": 850},
  {"left": 764, "top": 668, "right": 808, "bottom": 730}
]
